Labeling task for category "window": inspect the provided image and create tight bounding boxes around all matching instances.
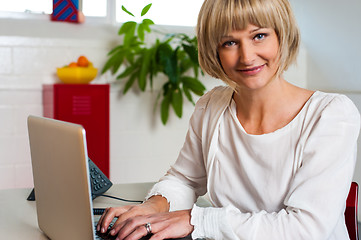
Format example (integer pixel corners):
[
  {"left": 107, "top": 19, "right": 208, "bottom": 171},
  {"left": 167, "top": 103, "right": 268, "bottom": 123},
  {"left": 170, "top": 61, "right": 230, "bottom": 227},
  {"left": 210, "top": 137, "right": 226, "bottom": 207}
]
[
  {"left": 0, "top": 0, "right": 52, "bottom": 14},
  {"left": 0, "top": 0, "right": 203, "bottom": 27},
  {"left": 82, "top": 0, "right": 106, "bottom": 17},
  {"left": 0, "top": 0, "right": 106, "bottom": 17}
]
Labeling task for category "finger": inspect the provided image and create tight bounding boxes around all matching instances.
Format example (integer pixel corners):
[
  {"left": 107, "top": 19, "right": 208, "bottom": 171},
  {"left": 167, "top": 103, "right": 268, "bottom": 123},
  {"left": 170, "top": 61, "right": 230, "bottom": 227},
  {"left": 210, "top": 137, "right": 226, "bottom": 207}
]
[
  {"left": 107, "top": 209, "right": 148, "bottom": 236},
  {"left": 110, "top": 215, "right": 143, "bottom": 238},
  {"left": 112, "top": 215, "right": 153, "bottom": 239},
  {"left": 109, "top": 207, "right": 144, "bottom": 234},
  {"left": 99, "top": 207, "right": 128, "bottom": 233},
  {"left": 99, "top": 207, "right": 117, "bottom": 233},
  {"left": 107, "top": 217, "right": 127, "bottom": 236},
  {"left": 96, "top": 207, "right": 110, "bottom": 231},
  {"left": 115, "top": 205, "right": 144, "bottom": 223},
  {"left": 139, "top": 221, "right": 176, "bottom": 240},
  {"left": 147, "top": 221, "right": 174, "bottom": 240},
  {"left": 121, "top": 223, "right": 150, "bottom": 240}
]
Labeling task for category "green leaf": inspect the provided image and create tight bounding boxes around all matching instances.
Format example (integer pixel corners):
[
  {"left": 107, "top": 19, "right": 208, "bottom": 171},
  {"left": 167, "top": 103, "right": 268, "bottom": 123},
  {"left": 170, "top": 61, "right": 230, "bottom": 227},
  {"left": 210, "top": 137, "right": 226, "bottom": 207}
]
[
  {"left": 157, "top": 42, "right": 173, "bottom": 62},
  {"left": 141, "top": 3, "right": 152, "bottom": 16},
  {"left": 118, "top": 21, "right": 137, "bottom": 35},
  {"left": 162, "top": 82, "right": 171, "bottom": 98},
  {"left": 125, "top": 48, "right": 136, "bottom": 64},
  {"left": 183, "top": 86, "right": 195, "bottom": 104},
  {"left": 193, "top": 65, "right": 199, "bottom": 78},
  {"left": 142, "top": 19, "right": 154, "bottom": 32},
  {"left": 158, "top": 44, "right": 179, "bottom": 84},
  {"left": 107, "top": 45, "right": 124, "bottom": 56},
  {"left": 116, "top": 64, "right": 137, "bottom": 79},
  {"left": 161, "top": 93, "right": 171, "bottom": 125},
  {"left": 147, "top": 45, "right": 159, "bottom": 89},
  {"left": 177, "top": 33, "right": 189, "bottom": 41},
  {"left": 179, "top": 55, "right": 193, "bottom": 75},
  {"left": 123, "top": 73, "right": 137, "bottom": 94},
  {"left": 101, "top": 59, "right": 114, "bottom": 74},
  {"left": 101, "top": 51, "right": 125, "bottom": 74},
  {"left": 137, "top": 23, "right": 145, "bottom": 42},
  {"left": 124, "top": 25, "right": 138, "bottom": 46},
  {"left": 111, "top": 57, "right": 125, "bottom": 74},
  {"left": 138, "top": 49, "right": 152, "bottom": 91},
  {"left": 182, "top": 43, "right": 199, "bottom": 64},
  {"left": 181, "top": 77, "right": 206, "bottom": 96},
  {"left": 171, "top": 88, "right": 183, "bottom": 118},
  {"left": 167, "top": 51, "right": 179, "bottom": 84},
  {"left": 121, "top": 5, "right": 135, "bottom": 17}
]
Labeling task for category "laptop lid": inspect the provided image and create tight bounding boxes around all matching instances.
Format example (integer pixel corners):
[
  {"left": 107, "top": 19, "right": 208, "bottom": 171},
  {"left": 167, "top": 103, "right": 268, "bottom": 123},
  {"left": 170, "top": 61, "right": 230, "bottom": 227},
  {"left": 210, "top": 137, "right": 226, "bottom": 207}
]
[{"left": 28, "top": 115, "right": 96, "bottom": 240}]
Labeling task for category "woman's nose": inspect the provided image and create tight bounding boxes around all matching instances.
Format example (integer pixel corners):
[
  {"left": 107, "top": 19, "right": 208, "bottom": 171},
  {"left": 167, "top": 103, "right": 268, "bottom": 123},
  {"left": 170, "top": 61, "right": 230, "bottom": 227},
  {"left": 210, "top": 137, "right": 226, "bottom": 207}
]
[{"left": 238, "top": 43, "right": 255, "bottom": 65}]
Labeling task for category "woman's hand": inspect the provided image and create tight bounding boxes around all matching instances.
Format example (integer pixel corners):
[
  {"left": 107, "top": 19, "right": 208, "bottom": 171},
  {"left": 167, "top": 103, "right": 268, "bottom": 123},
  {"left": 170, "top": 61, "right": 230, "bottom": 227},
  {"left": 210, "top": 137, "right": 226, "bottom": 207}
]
[
  {"left": 111, "top": 209, "right": 193, "bottom": 240},
  {"left": 97, "top": 195, "right": 169, "bottom": 234}
]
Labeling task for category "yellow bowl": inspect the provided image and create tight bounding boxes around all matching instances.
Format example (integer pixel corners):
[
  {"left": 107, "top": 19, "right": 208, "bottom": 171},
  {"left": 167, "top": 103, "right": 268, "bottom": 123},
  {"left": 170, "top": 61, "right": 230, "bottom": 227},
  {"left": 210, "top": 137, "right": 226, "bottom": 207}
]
[{"left": 56, "top": 67, "right": 98, "bottom": 84}]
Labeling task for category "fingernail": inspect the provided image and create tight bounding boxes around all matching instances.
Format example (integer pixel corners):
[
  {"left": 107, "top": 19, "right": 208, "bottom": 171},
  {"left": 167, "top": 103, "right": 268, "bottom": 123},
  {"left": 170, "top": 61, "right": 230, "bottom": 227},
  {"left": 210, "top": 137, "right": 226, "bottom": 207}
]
[
  {"left": 96, "top": 225, "right": 99, "bottom": 231},
  {"left": 101, "top": 227, "right": 105, "bottom": 233},
  {"left": 110, "top": 229, "right": 115, "bottom": 235}
]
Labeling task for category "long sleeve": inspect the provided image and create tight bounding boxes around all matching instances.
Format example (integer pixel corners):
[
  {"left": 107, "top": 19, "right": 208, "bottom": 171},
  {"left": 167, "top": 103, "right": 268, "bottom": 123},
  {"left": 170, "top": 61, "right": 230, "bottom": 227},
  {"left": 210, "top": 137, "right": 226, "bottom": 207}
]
[
  {"left": 145, "top": 89, "right": 216, "bottom": 211},
  {"left": 191, "top": 94, "right": 360, "bottom": 240},
  {"left": 145, "top": 119, "right": 207, "bottom": 211}
]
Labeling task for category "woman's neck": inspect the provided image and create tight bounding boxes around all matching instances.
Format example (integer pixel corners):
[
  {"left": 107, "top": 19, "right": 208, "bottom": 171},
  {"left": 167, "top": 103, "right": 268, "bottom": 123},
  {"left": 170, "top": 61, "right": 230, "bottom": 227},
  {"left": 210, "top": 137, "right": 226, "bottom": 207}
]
[{"left": 232, "top": 79, "right": 313, "bottom": 135}]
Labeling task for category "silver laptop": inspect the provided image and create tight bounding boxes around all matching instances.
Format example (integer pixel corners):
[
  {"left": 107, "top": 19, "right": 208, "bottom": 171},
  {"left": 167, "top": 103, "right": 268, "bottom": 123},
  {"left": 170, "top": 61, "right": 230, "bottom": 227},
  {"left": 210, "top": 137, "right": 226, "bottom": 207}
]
[
  {"left": 28, "top": 115, "right": 192, "bottom": 240},
  {"left": 28, "top": 115, "right": 97, "bottom": 240}
]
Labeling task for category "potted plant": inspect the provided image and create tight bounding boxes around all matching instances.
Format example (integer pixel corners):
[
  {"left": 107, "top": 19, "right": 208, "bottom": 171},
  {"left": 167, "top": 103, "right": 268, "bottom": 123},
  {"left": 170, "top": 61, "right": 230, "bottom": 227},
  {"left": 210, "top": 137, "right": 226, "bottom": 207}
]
[{"left": 101, "top": 3, "right": 206, "bottom": 124}]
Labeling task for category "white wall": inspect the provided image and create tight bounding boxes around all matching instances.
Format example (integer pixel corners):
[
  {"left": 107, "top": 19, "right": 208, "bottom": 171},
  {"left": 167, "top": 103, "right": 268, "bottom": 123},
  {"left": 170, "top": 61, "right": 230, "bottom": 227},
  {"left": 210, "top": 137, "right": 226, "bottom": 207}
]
[
  {"left": 290, "top": 0, "right": 361, "bottom": 92},
  {"left": 290, "top": 0, "right": 361, "bottom": 217},
  {"left": 0, "top": 18, "right": 221, "bottom": 188}
]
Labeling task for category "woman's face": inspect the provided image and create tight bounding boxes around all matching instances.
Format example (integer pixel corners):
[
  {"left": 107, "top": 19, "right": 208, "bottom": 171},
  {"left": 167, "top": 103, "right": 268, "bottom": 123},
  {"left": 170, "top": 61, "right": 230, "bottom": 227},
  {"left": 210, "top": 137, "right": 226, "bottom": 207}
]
[{"left": 217, "top": 24, "right": 280, "bottom": 91}]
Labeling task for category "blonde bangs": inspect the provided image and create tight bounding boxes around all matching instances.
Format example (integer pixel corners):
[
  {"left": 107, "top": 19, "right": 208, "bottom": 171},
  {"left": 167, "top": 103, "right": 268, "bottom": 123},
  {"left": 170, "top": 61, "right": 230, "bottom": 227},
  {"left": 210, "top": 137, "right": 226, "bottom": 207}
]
[{"left": 210, "top": 0, "right": 280, "bottom": 46}]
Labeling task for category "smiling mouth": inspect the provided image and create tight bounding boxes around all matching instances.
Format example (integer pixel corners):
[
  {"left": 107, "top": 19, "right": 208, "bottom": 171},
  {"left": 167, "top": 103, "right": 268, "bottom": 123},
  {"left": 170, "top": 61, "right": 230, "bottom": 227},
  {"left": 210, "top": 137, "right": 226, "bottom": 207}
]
[{"left": 238, "top": 64, "right": 265, "bottom": 75}]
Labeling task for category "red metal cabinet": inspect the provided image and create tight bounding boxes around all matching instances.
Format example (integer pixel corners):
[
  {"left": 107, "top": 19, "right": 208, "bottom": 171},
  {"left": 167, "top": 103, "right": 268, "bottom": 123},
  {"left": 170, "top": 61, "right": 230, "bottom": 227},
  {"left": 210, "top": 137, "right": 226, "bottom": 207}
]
[{"left": 43, "top": 84, "right": 110, "bottom": 177}]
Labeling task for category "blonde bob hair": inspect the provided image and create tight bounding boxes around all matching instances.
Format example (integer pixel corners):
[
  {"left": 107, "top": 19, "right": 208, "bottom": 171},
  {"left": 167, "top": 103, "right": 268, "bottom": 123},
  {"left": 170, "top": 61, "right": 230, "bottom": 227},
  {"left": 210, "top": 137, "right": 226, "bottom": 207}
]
[{"left": 196, "top": 0, "right": 300, "bottom": 88}]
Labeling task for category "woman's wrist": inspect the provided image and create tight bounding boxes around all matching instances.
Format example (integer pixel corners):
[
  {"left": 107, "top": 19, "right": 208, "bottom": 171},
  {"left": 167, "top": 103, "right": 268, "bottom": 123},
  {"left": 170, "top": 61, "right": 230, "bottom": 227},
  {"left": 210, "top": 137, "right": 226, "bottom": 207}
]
[{"left": 144, "top": 195, "right": 170, "bottom": 213}]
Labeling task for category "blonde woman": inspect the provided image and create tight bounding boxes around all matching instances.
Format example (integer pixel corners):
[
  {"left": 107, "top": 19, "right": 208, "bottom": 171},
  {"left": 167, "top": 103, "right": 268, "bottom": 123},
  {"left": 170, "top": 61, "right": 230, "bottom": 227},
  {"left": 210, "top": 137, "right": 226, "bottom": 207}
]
[{"left": 97, "top": 0, "right": 360, "bottom": 239}]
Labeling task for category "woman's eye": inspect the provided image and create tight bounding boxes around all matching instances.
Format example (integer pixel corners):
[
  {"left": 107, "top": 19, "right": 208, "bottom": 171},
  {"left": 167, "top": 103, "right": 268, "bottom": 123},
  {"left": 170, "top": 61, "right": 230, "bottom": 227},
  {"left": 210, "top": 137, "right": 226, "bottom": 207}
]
[
  {"left": 222, "top": 41, "right": 236, "bottom": 47},
  {"left": 254, "top": 33, "right": 267, "bottom": 41}
]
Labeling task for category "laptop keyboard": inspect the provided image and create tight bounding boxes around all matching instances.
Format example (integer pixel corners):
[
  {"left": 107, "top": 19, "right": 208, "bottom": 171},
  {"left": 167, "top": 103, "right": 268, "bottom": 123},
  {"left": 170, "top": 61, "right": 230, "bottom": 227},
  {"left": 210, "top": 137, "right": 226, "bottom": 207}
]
[
  {"left": 94, "top": 219, "right": 116, "bottom": 240},
  {"left": 95, "top": 231, "right": 116, "bottom": 240},
  {"left": 95, "top": 229, "right": 117, "bottom": 240}
]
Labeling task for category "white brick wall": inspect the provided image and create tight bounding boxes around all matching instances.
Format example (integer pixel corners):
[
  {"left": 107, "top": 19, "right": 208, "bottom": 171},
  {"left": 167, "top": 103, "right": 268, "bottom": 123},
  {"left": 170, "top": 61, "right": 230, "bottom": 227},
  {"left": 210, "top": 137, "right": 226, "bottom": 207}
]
[
  {"left": 0, "top": 32, "right": 222, "bottom": 189},
  {"left": 0, "top": 35, "right": 110, "bottom": 189}
]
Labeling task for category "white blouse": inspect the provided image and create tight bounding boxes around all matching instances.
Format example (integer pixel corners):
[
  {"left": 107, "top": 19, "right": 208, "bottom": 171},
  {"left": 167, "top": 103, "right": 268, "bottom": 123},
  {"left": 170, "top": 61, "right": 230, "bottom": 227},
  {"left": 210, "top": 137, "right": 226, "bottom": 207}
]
[{"left": 146, "top": 86, "right": 360, "bottom": 240}]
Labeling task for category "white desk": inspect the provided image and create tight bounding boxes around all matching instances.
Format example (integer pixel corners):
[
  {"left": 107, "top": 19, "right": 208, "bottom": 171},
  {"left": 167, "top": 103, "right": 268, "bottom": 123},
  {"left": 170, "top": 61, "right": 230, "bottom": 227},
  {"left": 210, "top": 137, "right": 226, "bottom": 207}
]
[{"left": 0, "top": 183, "right": 155, "bottom": 239}]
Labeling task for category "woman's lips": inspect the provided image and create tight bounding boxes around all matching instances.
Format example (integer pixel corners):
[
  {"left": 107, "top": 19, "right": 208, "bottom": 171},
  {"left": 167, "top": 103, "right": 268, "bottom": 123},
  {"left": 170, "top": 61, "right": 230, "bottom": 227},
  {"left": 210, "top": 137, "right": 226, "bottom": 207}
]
[{"left": 238, "top": 64, "right": 265, "bottom": 75}]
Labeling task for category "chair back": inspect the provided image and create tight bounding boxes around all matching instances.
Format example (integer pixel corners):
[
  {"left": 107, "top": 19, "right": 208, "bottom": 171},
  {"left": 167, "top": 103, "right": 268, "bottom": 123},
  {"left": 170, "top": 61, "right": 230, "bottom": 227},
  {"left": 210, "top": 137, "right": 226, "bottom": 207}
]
[{"left": 345, "top": 182, "right": 359, "bottom": 240}]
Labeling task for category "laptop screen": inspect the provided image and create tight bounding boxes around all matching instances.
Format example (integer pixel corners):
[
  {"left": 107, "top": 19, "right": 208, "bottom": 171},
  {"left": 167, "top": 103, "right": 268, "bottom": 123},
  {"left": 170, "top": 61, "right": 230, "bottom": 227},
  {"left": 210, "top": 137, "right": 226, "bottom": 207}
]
[{"left": 28, "top": 115, "right": 95, "bottom": 240}]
